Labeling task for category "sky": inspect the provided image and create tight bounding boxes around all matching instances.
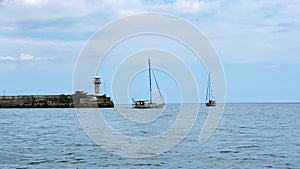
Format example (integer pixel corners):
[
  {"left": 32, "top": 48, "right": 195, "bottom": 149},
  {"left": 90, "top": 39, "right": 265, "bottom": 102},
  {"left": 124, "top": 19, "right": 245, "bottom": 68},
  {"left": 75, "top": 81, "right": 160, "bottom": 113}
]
[{"left": 0, "top": 0, "right": 299, "bottom": 103}]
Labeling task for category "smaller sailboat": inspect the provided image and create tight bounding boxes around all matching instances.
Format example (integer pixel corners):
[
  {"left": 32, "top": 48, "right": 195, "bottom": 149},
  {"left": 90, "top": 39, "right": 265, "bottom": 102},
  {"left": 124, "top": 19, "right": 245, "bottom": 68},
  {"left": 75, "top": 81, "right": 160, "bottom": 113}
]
[
  {"left": 206, "top": 73, "right": 216, "bottom": 107},
  {"left": 132, "top": 58, "right": 165, "bottom": 109}
]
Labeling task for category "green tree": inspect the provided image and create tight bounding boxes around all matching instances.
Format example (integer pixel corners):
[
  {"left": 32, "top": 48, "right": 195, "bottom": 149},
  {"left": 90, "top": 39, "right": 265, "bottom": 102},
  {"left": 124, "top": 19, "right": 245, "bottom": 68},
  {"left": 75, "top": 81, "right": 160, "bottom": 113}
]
[
  {"left": 72, "top": 91, "right": 87, "bottom": 104},
  {"left": 59, "top": 94, "right": 71, "bottom": 104}
]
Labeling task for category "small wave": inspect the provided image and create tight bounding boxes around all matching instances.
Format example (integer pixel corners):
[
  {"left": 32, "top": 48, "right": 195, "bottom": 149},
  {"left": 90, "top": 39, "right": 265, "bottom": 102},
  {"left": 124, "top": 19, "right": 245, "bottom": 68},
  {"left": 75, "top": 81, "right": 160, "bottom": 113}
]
[
  {"left": 219, "top": 150, "right": 239, "bottom": 154},
  {"left": 58, "top": 159, "right": 69, "bottom": 163},
  {"left": 133, "top": 163, "right": 162, "bottom": 167},
  {"left": 71, "top": 158, "right": 86, "bottom": 164},
  {"left": 28, "top": 159, "right": 52, "bottom": 165},
  {"left": 236, "top": 145, "right": 260, "bottom": 149},
  {"left": 261, "top": 153, "right": 286, "bottom": 158},
  {"left": 219, "top": 150, "right": 231, "bottom": 153},
  {"left": 63, "top": 152, "right": 75, "bottom": 156},
  {"left": 139, "top": 130, "right": 148, "bottom": 134}
]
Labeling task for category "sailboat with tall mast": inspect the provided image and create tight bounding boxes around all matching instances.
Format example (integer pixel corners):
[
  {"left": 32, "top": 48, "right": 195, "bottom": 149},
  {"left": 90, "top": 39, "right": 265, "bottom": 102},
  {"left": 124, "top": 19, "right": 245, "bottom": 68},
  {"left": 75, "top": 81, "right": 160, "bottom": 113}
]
[
  {"left": 206, "top": 73, "right": 216, "bottom": 107},
  {"left": 132, "top": 58, "right": 165, "bottom": 109}
]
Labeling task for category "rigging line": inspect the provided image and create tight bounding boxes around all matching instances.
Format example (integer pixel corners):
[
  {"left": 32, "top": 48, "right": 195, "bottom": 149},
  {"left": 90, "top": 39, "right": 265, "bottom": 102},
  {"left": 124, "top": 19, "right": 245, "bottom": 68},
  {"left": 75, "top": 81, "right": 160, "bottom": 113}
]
[
  {"left": 210, "top": 73, "right": 213, "bottom": 99},
  {"left": 151, "top": 69, "right": 165, "bottom": 104}
]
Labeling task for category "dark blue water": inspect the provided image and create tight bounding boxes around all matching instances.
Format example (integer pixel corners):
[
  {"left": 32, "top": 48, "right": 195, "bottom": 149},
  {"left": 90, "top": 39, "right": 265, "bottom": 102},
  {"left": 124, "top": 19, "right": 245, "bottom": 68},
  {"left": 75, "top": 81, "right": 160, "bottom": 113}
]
[{"left": 0, "top": 104, "right": 299, "bottom": 168}]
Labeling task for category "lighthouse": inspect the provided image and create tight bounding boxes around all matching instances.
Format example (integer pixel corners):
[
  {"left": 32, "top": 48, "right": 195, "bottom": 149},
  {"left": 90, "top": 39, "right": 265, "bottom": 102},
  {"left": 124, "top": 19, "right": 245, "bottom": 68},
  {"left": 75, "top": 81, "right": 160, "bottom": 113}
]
[{"left": 94, "top": 74, "right": 101, "bottom": 96}]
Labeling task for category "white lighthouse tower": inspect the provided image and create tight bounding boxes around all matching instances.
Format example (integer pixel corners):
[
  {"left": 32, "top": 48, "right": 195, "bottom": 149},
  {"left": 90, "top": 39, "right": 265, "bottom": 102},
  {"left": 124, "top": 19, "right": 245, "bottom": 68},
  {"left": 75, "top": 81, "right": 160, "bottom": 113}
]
[{"left": 94, "top": 74, "right": 101, "bottom": 96}]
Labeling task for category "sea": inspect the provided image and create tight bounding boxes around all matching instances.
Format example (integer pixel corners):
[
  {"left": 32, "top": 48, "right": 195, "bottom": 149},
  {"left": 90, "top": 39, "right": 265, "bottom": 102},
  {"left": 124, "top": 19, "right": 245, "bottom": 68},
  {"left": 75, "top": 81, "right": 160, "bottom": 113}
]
[{"left": 0, "top": 103, "right": 299, "bottom": 169}]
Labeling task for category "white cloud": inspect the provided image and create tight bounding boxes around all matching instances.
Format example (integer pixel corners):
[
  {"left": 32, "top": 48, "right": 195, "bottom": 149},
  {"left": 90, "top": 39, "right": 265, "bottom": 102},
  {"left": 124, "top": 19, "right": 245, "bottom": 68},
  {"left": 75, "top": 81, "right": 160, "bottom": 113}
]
[
  {"left": 0, "top": 56, "right": 14, "bottom": 60},
  {"left": 0, "top": 53, "right": 42, "bottom": 61},
  {"left": 0, "top": 37, "right": 83, "bottom": 47},
  {"left": 173, "top": 0, "right": 205, "bottom": 13},
  {"left": 19, "top": 53, "right": 36, "bottom": 60},
  {"left": 0, "top": 0, "right": 299, "bottom": 64},
  {"left": 0, "top": 36, "right": 83, "bottom": 63},
  {"left": 23, "top": 0, "right": 43, "bottom": 5}
]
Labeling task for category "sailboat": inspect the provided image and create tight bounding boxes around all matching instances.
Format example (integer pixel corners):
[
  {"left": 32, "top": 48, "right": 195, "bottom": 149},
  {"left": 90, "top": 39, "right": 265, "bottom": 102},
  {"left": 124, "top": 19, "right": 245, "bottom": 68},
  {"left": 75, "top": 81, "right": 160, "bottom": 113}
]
[
  {"left": 206, "top": 73, "right": 216, "bottom": 107},
  {"left": 132, "top": 58, "right": 165, "bottom": 109}
]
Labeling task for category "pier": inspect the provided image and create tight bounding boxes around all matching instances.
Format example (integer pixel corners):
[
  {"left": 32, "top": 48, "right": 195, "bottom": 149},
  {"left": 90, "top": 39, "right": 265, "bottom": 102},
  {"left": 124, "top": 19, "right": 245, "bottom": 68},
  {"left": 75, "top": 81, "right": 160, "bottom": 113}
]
[
  {"left": 0, "top": 94, "right": 114, "bottom": 108},
  {"left": 0, "top": 75, "right": 114, "bottom": 108}
]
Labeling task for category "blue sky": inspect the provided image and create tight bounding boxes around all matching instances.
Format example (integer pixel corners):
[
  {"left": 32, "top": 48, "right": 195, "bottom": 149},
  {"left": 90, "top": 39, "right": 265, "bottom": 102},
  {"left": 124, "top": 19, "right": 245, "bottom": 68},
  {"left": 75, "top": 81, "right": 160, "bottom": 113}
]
[{"left": 0, "top": 0, "right": 299, "bottom": 103}]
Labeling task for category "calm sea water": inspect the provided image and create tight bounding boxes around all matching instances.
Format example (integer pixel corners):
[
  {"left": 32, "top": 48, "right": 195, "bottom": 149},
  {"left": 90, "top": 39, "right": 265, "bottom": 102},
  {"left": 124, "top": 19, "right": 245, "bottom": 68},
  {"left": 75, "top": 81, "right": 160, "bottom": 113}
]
[{"left": 0, "top": 104, "right": 299, "bottom": 168}]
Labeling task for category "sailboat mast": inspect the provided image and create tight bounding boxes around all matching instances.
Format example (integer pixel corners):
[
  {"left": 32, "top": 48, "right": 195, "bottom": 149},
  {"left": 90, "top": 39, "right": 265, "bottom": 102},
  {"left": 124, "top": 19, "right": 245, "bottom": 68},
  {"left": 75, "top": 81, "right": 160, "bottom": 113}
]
[
  {"left": 206, "top": 73, "right": 210, "bottom": 101},
  {"left": 148, "top": 58, "right": 152, "bottom": 103},
  {"left": 206, "top": 73, "right": 212, "bottom": 100}
]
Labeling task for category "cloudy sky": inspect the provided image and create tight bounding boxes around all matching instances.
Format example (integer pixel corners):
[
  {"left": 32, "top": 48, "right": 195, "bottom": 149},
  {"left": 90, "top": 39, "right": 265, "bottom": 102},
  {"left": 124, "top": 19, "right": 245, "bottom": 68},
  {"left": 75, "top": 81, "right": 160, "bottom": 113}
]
[{"left": 0, "top": 0, "right": 299, "bottom": 103}]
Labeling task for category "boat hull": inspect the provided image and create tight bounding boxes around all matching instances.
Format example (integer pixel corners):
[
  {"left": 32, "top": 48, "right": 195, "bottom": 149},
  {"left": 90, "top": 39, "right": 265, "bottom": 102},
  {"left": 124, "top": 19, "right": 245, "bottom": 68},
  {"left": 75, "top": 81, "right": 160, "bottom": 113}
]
[
  {"left": 206, "top": 100, "right": 216, "bottom": 107},
  {"left": 133, "top": 103, "right": 164, "bottom": 109}
]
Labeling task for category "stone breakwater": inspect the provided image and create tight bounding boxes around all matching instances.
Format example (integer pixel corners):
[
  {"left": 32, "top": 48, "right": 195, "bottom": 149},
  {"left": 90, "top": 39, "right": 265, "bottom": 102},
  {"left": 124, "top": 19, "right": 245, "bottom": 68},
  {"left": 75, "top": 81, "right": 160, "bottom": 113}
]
[{"left": 0, "top": 95, "right": 114, "bottom": 108}]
